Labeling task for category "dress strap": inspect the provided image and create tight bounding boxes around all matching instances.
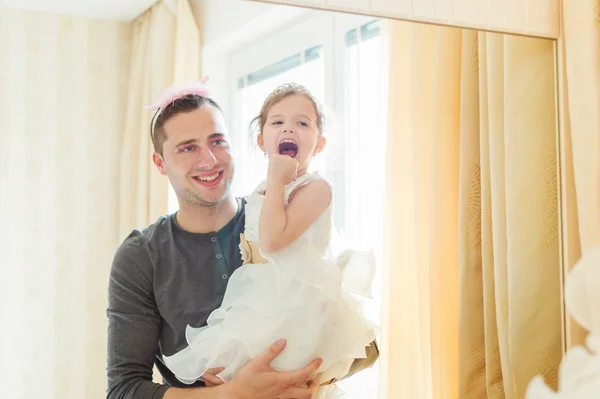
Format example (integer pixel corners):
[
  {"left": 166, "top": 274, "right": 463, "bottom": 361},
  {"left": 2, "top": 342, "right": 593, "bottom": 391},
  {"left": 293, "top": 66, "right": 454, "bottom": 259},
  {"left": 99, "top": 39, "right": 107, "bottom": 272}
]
[{"left": 284, "top": 172, "right": 329, "bottom": 205}]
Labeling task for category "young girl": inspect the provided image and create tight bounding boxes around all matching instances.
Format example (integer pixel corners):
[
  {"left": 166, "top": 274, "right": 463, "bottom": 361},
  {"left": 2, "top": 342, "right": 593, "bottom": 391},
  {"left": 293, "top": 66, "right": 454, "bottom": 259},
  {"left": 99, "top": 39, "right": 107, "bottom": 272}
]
[{"left": 163, "top": 83, "right": 377, "bottom": 396}]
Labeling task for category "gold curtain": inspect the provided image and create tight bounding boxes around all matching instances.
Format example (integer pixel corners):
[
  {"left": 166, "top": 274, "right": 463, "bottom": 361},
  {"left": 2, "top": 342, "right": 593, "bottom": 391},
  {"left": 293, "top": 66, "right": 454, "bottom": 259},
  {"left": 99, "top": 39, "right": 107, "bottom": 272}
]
[
  {"left": 118, "top": 0, "right": 201, "bottom": 240},
  {"left": 379, "top": 20, "right": 562, "bottom": 399},
  {"left": 558, "top": 0, "right": 600, "bottom": 349}
]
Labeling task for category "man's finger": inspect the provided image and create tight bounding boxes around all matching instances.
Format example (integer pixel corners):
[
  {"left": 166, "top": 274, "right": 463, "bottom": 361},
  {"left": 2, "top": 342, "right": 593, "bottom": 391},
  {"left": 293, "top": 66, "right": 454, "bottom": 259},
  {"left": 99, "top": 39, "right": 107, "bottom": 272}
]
[
  {"left": 255, "top": 339, "right": 287, "bottom": 366},
  {"left": 281, "top": 358, "right": 322, "bottom": 386},
  {"left": 306, "top": 379, "right": 319, "bottom": 393},
  {"left": 203, "top": 367, "right": 225, "bottom": 375},
  {"left": 202, "top": 373, "right": 224, "bottom": 387}
]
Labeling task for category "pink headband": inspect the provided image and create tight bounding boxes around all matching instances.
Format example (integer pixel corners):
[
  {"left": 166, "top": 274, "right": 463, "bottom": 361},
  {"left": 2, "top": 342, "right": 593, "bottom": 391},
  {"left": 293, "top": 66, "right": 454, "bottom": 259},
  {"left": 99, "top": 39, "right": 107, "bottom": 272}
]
[{"left": 147, "top": 77, "right": 211, "bottom": 138}]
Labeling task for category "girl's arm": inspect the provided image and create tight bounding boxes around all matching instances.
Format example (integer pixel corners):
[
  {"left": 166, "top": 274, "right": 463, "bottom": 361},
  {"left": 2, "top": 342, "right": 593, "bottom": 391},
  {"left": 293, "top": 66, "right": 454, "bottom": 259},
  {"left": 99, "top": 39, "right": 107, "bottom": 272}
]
[{"left": 259, "top": 178, "right": 331, "bottom": 253}]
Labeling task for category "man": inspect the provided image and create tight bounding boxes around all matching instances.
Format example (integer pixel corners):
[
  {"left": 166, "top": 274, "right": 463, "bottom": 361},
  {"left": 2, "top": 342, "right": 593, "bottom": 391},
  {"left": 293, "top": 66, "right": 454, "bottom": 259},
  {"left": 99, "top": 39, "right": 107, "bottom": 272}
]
[{"left": 107, "top": 92, "right": 376, "bottom": 399}]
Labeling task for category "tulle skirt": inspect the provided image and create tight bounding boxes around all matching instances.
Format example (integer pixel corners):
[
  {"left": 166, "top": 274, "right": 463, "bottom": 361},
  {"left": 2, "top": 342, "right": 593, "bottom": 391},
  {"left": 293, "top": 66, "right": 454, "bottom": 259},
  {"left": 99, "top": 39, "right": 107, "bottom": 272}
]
[{"left": 163, "top": 246, "right": 376, "bottom": 397}]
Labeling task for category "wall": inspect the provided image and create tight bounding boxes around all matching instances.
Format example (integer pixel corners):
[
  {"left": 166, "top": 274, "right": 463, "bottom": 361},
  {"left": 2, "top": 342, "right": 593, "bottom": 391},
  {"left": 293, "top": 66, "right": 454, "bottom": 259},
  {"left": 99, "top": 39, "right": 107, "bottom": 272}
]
[
  {"left": 0, "top": 0, "right": 158, "bottom": 20},
  {"left": 189, "top": 0, "right": 309, "bottom": 118},
  {"left": 0, "top": 8, "right": 131, "bottom": 398}
]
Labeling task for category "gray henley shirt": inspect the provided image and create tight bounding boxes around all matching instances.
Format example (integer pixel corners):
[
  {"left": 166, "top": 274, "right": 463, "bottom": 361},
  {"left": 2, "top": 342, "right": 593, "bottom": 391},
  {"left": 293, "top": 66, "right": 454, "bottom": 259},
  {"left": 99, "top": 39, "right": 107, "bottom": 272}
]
[{"left": 106, "top": 198, "right": 245, "bottom": 399}]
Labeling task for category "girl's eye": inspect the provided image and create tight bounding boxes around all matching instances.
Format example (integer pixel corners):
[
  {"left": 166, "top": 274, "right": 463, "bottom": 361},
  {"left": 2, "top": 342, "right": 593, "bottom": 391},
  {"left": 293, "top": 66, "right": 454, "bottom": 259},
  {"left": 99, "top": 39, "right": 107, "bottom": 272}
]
[
  {"left": 272, "top": 121, "right": 283, "bottom": 125},
  {"left": 298, "top": 121, "right": 308, "bottom": 127}
]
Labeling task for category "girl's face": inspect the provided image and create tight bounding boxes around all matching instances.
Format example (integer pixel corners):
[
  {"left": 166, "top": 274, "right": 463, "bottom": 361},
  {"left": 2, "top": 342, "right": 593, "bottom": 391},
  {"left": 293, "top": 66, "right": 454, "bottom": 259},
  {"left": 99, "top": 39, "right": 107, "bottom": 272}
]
[{"left": 258, "top": 94, "right": 326, "bottom": 176}]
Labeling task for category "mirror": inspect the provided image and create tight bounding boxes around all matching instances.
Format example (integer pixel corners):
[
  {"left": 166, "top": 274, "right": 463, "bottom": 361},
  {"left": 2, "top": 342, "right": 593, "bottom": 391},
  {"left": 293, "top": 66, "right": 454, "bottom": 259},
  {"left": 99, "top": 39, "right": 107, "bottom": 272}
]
[
  {"left": 191, "top": 0, "right": 563, "bottom": 398},
  {"left": 0, "top": 0, "right": 566, "bottom": 398}
]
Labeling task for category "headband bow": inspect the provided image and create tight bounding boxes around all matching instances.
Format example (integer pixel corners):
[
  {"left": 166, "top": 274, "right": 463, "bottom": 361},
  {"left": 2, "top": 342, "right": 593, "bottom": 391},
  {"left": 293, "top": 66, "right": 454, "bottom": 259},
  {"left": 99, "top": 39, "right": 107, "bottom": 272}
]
[{"left": 147, "top": 77, "right": 211, "bottom": 138}]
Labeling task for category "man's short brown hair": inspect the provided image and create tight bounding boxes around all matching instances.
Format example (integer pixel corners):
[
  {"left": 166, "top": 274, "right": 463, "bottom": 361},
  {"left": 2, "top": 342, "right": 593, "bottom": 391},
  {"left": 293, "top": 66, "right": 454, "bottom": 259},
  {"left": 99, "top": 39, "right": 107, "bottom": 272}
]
[{"left": 151, "top": 94, "right": 223, "bottom": 156}]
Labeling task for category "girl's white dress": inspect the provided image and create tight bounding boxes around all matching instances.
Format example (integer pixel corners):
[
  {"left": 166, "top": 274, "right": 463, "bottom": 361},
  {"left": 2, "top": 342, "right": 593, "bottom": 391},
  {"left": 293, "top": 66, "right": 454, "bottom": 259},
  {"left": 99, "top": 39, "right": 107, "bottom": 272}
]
[{"left": 163, "top": 172, "right": 377, "bottom": 395}]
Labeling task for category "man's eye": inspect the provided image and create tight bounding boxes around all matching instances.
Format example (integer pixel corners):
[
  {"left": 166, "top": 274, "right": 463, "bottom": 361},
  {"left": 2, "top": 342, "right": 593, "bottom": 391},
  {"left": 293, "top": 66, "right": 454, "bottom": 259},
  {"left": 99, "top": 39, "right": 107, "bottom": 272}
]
[
  {"left": 178, "top": 145, "right": 194, "bottom": 153},
  {"left": 213, "top": 140, "right": 228, "bottom": 147}
]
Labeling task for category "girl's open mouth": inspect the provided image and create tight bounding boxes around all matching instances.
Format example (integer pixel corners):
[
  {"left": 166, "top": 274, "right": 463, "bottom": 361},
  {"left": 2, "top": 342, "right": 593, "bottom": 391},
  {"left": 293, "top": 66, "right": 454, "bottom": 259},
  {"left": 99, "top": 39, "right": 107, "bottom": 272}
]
[{"left": 278, "top": 140, "right": 298, "bottom": 158}]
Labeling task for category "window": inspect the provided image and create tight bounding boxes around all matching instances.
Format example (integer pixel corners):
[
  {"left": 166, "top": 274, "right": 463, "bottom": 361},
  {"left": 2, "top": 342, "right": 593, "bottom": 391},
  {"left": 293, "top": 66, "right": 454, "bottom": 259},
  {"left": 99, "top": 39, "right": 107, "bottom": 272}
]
[
  {"left": 230, "top": 13, "right": 387, "bottom": 399},
  {"left": 334, "top": 18, "right": 385, "bottom": 399},
  {"left": 338, "top": 18, "right": 385, "bottom": 256}
]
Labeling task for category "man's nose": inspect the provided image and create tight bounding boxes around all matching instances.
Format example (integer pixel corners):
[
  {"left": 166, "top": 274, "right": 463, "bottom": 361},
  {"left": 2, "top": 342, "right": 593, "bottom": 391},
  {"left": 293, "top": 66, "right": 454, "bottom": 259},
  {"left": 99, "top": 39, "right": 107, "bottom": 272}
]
[{"left": 195, "top": 147, "right": 217, "bottom": 169}]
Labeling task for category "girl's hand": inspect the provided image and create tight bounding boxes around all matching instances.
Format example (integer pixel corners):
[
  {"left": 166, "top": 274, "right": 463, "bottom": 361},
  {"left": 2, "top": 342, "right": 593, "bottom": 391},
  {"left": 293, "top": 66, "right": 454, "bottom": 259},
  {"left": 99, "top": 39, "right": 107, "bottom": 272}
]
[{"left": 267, "top": 153, "right": 298, "bottom": 186}]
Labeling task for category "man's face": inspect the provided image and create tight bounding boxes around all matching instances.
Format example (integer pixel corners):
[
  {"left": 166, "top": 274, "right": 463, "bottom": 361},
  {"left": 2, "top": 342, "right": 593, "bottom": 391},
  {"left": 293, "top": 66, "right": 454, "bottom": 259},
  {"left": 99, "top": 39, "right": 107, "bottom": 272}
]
[{"left": 153, "top": 106, "right": 234, "bottom": 207}]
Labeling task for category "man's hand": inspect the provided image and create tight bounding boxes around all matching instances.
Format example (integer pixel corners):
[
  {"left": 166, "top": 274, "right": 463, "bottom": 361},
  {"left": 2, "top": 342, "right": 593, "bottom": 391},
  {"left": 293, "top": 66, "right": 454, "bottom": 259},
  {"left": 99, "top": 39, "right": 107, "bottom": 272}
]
[{"left": 225, "top": 339, "right": 322, "bottom": 399}]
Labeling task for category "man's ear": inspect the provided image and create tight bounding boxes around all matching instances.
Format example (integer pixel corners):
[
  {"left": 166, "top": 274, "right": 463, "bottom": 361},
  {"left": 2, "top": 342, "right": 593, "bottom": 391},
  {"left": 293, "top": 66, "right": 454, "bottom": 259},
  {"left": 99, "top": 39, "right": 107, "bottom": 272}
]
[
  {"left": 257, "top": 133, "right": 265, "bottom": 153},
  {"left": 153, "top": 152, "right": 167, "bottom": 176},
  {"left": 313, "top": 136, "right": 327, "bottom": 155}
]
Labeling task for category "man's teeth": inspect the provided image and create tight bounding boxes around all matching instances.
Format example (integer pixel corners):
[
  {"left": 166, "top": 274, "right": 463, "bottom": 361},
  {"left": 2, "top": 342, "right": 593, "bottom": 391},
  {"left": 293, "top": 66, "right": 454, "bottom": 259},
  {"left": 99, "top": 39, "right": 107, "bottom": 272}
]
[{"left": 197, "top": 173, "right": 219, "bottom": 181}]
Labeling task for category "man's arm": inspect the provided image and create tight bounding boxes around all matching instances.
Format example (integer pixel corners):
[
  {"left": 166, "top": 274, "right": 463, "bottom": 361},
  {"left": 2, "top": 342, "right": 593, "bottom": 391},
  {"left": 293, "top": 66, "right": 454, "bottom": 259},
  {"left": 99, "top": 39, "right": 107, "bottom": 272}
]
[
  {"left": 344, "top": 340, "right": 380, "bottom": 379},
  {"left": 107, "top": 233, "right": 171, "bottom": 399},
  {"left": 108, "top": 234, "right": 232, "bottom": 399},
  {"left": 163, "top": 387, "right": 228, "bottom": 399},
  {"left": 320, "top": 341, "right": 380, "bottom": 386}
]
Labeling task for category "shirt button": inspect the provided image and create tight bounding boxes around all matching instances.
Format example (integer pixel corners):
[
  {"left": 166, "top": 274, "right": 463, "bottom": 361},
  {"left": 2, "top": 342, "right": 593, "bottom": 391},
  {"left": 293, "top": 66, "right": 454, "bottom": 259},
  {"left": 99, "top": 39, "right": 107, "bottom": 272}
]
[
  {"left": 222, "top": 274, "right": 228, "bottom": 280},
  {"left": 211, "top": 237, "right": 217, "bottom": 243},
  {"left": 216, "top": 254, "right": 222, "bottom": 259}
]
